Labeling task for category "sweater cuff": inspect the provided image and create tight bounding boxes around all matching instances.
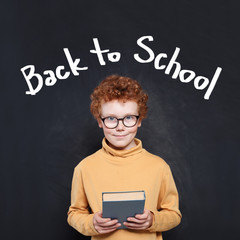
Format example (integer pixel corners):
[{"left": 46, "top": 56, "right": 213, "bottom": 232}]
[{"left": 146, "top": 210, "right": 181, "bottom": 232}]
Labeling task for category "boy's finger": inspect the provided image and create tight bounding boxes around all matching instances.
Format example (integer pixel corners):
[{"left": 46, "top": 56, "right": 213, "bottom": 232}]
[
  {"left": 135, "top": 213, "right": 147, "bottom": 219},
  {"left": 127, "top": 217, "right": 145, "bottom": 223},
  {"left": 123, "top": 221, "right": 145, "bottom": 229},
  {"left": 98, "top": 217, "right": 111, "bottom": 223},
  {"left": 97, "top": 224, "right": 121, "bottom": 234},
  {"left": 135, "top": 209, "right": 149, "bottom": 219},
  {"left": 100, "top": 219, "right": 119, "bottom": 226},
  {"left": 95, "top": 213, "right": 111, "bottom": 222}
]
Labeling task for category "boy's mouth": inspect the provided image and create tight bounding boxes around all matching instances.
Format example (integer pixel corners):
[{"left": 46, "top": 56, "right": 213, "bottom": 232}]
[{"left": 113, "top": 134, "right": 128, "bottom": 137}]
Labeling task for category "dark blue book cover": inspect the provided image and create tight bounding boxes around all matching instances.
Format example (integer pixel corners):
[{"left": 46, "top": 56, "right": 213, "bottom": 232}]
[{"left": 102, "top": 191, "right": 145, "bottom": 229}]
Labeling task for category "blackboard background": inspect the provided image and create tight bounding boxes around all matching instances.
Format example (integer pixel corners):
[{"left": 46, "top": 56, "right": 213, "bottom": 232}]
[{"left": 1, "top": 1, "right": 239, "bottom": 240}]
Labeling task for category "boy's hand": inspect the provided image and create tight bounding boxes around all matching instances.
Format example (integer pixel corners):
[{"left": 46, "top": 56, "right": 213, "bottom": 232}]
[
  {"left": 123, "top": 209, "right": 153, "bottom": 230},
  {"left": 93, "top": 211, "right": 121, "bottom": 234}
]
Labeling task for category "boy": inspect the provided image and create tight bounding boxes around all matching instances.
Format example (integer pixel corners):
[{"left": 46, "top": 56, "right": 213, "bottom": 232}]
[{"left": 67, "top": 75, "right": 181, "bottom": 240}]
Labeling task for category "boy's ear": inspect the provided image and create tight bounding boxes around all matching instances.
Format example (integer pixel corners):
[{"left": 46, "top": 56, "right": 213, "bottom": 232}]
[
  {"left": 137, "top": 120, "right": 142, "bottom": 128},
  {"left": 97, "top": 118, "right": 103, "bottom": 128}
]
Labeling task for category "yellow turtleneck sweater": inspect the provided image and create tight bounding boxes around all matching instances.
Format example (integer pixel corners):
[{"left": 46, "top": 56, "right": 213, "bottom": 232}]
[{"left": 67, "top": 138, "right": 181, "bottom": 240}]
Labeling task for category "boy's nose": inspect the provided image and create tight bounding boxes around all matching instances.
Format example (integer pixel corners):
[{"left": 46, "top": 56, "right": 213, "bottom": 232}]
[{"left": 116, "top": 120, "right": 125, "bottom": 130}]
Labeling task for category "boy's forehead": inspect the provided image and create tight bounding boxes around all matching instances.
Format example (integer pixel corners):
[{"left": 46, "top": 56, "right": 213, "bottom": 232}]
[{"left": 100, "top": 100, "right": 139, "bottom": 116}]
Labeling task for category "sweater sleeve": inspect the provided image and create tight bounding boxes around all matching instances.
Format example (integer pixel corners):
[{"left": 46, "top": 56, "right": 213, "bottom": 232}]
[
  {"left": 147, "top": 164, "right": 182, "bottom": 232},
  {"left": 67, "top": 165, "right": 99, "bottom": 236}
]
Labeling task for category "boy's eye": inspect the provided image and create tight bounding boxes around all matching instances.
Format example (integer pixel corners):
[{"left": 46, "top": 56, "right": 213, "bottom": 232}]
[
  {"left": 125, "top": 115, "right": 134, "bottom": 120},
  {"left": 106, "top": 117, "right": 116, "bottom": 121}
]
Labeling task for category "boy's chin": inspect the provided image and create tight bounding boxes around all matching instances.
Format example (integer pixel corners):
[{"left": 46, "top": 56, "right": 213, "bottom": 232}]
[
  {"left": 108, "top": 142, "right": 127, "bottom": 150},
  {"left": 107, "top": 140, "right": 135, "bottom": 151}
]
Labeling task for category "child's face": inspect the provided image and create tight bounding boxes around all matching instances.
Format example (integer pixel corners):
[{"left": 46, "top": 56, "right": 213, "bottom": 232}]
[{"left": 97, "top": 100, "right": 142, "bottom": 150}]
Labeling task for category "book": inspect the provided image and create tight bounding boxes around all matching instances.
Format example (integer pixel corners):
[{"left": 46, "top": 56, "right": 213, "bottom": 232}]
[{"left": 102, "top": 190, "right": 145, "bottom": 229}]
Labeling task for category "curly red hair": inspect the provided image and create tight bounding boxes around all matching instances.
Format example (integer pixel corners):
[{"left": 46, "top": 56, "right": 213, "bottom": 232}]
[{"left": 90, "top": 75, "right": 148, "bottom": 120}]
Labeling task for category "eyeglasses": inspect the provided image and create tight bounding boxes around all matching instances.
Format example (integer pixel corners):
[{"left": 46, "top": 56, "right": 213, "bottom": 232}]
[{"left": 100, "top": 115, "right": 139, "bottom": 129}]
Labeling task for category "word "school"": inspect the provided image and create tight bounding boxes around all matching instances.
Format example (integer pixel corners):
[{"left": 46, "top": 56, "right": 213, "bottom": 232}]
[{"left": 134, "top": 36, "right": 222, "bottom": 100}]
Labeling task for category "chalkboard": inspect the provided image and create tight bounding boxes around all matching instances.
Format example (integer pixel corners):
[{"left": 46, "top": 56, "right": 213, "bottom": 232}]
[{"left": 1, "top": 1, "right": 239, "bottom": 240}]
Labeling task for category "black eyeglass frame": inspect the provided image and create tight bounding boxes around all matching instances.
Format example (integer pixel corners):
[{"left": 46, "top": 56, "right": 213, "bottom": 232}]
[{"left": 100, "top": 115, "right": 140, "bottom": 129}]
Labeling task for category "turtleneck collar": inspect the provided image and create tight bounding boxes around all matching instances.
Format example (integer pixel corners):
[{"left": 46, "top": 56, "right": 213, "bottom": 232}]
[{"left": 102, "top": 137, "right": 143, "bottom": 158}]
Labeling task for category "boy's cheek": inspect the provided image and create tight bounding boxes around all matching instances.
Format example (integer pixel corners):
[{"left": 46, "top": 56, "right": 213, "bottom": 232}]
[{"left": 102, "top": 128, "right": 114, "bottom": 137}]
